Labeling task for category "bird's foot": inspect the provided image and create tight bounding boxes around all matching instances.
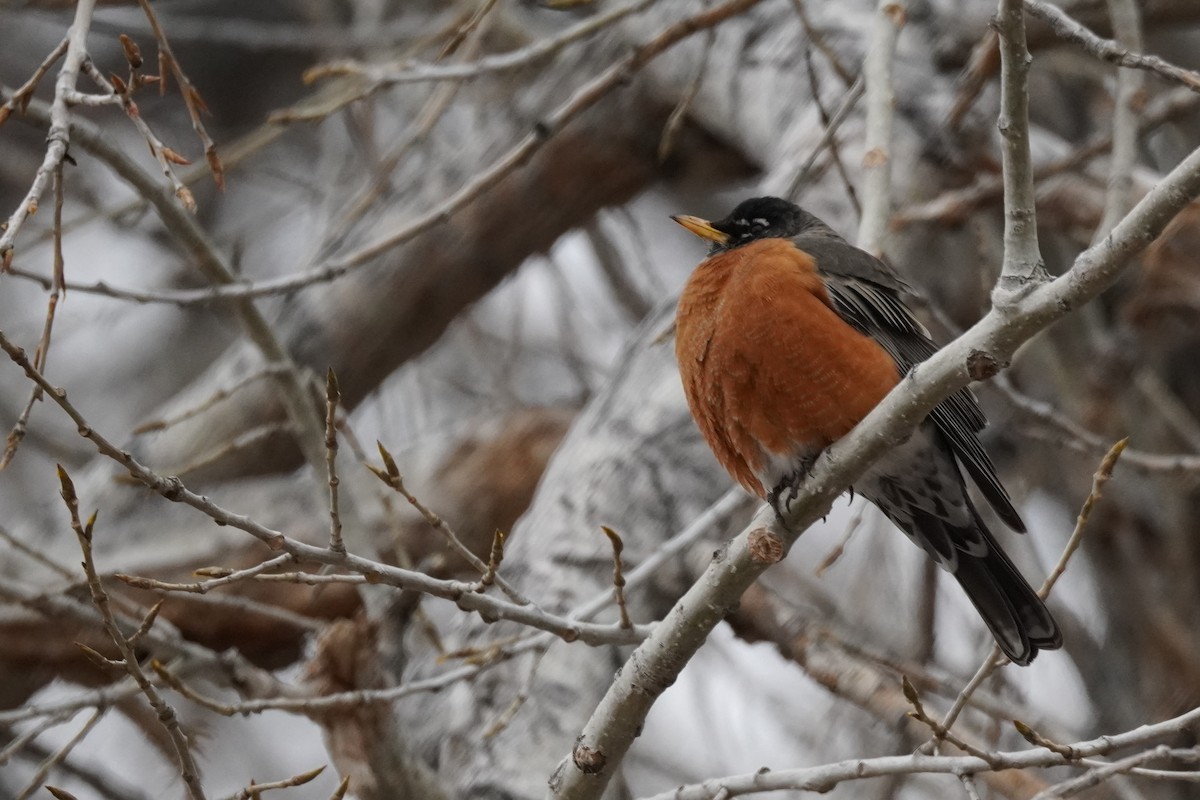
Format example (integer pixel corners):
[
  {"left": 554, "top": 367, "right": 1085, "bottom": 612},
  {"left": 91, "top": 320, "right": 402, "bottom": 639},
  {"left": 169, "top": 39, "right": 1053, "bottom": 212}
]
[{"left": 769, "top": 453, "right": 821, "bottom": 521}]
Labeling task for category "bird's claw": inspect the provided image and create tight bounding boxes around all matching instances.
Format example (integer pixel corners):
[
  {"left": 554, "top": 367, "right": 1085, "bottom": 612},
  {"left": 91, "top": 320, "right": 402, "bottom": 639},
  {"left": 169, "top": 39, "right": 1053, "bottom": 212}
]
[{"left": 768, "top": 451, "right": 828, "bottom": 521}]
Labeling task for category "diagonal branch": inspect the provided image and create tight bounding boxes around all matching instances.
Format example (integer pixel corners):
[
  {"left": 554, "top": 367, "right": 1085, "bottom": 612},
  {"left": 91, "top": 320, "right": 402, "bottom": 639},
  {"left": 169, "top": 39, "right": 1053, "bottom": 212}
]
[
  {"left": 548, "top": 136, "right": 1200, "bottom": 800},
  {"left": 1024, "top": 0, "right": 1200, "bottom": 92},
  {"left": 0, "top": 0, "right": 96, "bottom": 262}
]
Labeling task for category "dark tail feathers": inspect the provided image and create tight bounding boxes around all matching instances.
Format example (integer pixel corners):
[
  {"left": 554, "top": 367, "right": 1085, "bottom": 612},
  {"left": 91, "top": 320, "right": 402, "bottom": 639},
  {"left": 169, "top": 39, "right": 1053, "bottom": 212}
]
[{"left": 951, "top": 525, "right": 1062, "bottom": 666}]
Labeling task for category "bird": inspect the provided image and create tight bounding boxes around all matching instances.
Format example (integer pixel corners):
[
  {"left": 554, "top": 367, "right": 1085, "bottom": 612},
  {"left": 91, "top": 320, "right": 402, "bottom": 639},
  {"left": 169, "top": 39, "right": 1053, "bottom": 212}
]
[{"left": 671, "top": 196, "right": 1061, "bottom": 665}]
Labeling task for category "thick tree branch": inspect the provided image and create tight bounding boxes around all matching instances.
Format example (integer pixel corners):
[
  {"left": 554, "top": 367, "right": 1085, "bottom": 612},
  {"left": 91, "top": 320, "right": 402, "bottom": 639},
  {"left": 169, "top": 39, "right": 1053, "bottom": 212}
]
[
  {"left": 856, "top": 0, "right": 906, "bottom": 255},
  {"left": 549, "top": 138, "right": 1200, "bottom": 800},
  {"left": 996, "top": 0, "right": 1047, "bottom": 294}
]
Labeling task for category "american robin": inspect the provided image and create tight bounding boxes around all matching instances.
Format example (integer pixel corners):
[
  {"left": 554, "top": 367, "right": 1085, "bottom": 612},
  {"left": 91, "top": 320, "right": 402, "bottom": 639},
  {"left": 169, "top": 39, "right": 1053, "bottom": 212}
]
[{"left": 672, "top": 196, "right": 1061, "bottom": 665}]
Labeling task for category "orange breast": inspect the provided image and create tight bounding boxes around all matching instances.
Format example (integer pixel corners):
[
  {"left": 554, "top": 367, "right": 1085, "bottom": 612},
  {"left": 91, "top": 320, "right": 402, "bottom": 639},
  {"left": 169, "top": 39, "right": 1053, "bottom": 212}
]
[{"left": 675, "top": 238, "right": 901, "bottom": 498}]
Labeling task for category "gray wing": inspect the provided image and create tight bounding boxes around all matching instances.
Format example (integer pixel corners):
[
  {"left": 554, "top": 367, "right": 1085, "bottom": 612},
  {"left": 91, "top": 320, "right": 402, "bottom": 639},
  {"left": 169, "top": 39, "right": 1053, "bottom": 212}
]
[{"left": 795, "top": 236, "right": 1025, "bottom": 533}]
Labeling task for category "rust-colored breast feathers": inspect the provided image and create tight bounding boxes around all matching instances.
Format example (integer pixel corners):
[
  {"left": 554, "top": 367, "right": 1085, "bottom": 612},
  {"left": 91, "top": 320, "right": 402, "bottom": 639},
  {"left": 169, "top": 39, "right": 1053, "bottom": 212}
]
[{"left": 676, "top": 238, "right": 901, "bottom": 497}]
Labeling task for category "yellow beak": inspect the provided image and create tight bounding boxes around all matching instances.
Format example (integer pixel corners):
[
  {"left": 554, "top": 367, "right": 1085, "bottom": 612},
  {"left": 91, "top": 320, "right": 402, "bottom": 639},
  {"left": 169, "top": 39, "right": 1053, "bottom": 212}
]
[{"left": 671, "top": 214, "right": 729, "bottom": 246}]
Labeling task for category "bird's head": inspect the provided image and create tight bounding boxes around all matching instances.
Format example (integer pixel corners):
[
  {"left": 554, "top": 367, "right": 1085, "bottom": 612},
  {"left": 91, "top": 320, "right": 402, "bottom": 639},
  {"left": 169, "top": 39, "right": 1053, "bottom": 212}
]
[{"left": 671, "top": 196, "right": 831, "bottom": 254}]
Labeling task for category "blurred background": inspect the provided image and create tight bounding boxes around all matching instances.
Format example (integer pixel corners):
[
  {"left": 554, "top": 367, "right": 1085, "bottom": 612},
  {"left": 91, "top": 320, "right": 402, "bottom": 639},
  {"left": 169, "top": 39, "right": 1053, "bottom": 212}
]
[{"left": 3, "top": 0, "right": 1200, "bottom": 798}]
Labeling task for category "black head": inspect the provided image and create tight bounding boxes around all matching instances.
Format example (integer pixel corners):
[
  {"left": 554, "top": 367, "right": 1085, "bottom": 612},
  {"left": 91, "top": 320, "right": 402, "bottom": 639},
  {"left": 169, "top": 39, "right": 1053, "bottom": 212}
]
[{"left": 672, "top": 196, "right": 834, "bottom": 254}]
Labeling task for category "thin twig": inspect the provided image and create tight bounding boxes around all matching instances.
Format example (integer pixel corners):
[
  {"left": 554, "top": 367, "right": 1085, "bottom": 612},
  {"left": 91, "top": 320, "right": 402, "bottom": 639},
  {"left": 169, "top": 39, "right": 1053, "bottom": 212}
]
[
  {"left": 325, "top": 369, "right": 345, "bottom": 554},
  {"left": 902, "top": 677, "right": 1000, "bottom": 766},
  {"left": 477, "top": 529, "right": 507, "bottom": 591},
  {"left": 1030, "top": 745, "right": 1172, "bottom": 799},
  {"left": 1092, "top": 0, "right": 1144, "bottom": 241},
  {"left": 800, "top": 43, "right": 860, "bottom": 216},
  {"left": 602, "top": 527, "right": 633, "bottom": 629},
  {"left": 814, "top": 497, "right": 870, "bottom": 576},
  {"left": 786, "top": 75, "right": 865, "bottom": 200},
  {"left": 110, "top": 0, "right": 767, "bottom": 304},
  {"left": 0, "top": 0, "right": 96, "bottom": 264},
  {"left": 437, "top": 0, "right": 499, "bottom": 60},
  {"left": 643, "top": 705, "right": 1200, "bottom": 798},
  {"left": 117, "top": 552, "right": 295, "bottom": 594},
  {"left": 0, "top": 78, "right": 330, "bottom": 491},
  {"left": 307, "top": 0, "right": 659, "bottom": 90},
  {"left": 1, "top": 159, "right": 66, "bottom": 470},
  {"left": 787, "top": 0, "right": 854, "bottom": 83},
  {"left": 0, "top": 524, "right": 73, "bottom": 578},
  {"left": 658, "top": 28, "right": 714, "bottom": 162},
  {"left": 996, "top": 377, "right": 1200, "bottom": 475},
  {"left": 0, "top": 36, "right": 68, "bottom": 130},
  {"left": 1040, "top": 438, "right": 1127, "bottom": 597},
  {"left": 947, "top": 29, "right": 1000, "bottom": 130},
  {"left": 899, "top": 87, "right": 1200, "bottom": 228},
  {"left": 483, "top": 646, "right": 550, "bottom": 738},
  {"left": 57, "top": 466, "right": 208, "bottom": 800},
  {"left": 0, "top": 710, "right": 76, "bottom": 767},
  {"left": 369, "top": 441, "right": 529, "bottom": 604},
  {"left": 931, "top": 438, "right": 1127, "bottom": 745},
  {"left": 78, "top": 60, "right": 195, "bottom": 211},
  {"left": 134, "top": 0, "right": 225, "bottom": 188},
  {"left": 958, "top": 773, "right": 984, "bottom": 800},
  {"left": 132, "top": 364, "right": 295, "bottom": 433},
  {"left": 314, "top": 12, "right": 491, "bottom": 258},
  {"left": 15, "top": 709, "right": 104, "bottom": 800},
  {"left": 117, "top": 491, "right": 748, "bottom": 719},
  {"left": 1024, "top": 0, "right": 1200, "bottom": 92},
  {"left": 216, "top": 766, "right": 326, "bottom": 800},
  {"left": 0, "top": 337, "right": 646, "bottom": 645},
  {"left": 157, "top": 422, "right": 299, "bottom": 479}
]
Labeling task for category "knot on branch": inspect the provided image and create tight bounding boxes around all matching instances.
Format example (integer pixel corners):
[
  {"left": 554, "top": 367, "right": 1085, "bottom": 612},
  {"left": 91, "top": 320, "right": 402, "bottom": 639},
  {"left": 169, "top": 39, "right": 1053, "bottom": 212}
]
[
  {"left": 572, "top": 743, "right": 607, "bottom": 774},
  {"left": 747, "top": 527, "right": 785, "bottom": 564},
  {"left": 966, "top": 349, "right": 1004, "bottom": 381}
]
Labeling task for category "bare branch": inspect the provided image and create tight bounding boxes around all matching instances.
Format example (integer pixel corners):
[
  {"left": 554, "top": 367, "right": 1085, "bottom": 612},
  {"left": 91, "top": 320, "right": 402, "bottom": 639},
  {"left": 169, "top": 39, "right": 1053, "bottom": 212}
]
[
  {"left": 369, "top": 441, "right": 529, "bottom": 604},
  {"left": 639, "top": 709, "right": 1200, "bottom": 798},
  {"left": 325, "top": 369, "right": 345, "bottom": 554},
  {"left": 1024, "top": 0, "right": 1200, "bottom": 92},
  {"left": 550, "top": 111, "right": 1200, "bottom": 800},
  {"left": 57, "top": 466, "right": 208, "bottom": 800},
  {"left": 995, "top": 0, "right": 1047, "bottom": 294},
  {"left": 857, "top": 0, "right": 906, "bottom": 255},
  {"left": 15, "top": 709, "right": 103, "bottom": 800},
  {"left": 601, "top": 526, "right": 633, "bottom": 629},
  {"left": 0, "top": 0, "right": 96, "bottom": 262},
  {"left": 307, "top": 0, "right": 659, "bottom": 92},
  {"left": 1093, "top": 0, "right": 1145, "bottom": 240},
  {"left": 134, "top": 0, "right": 225, "bottom": 188}
]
